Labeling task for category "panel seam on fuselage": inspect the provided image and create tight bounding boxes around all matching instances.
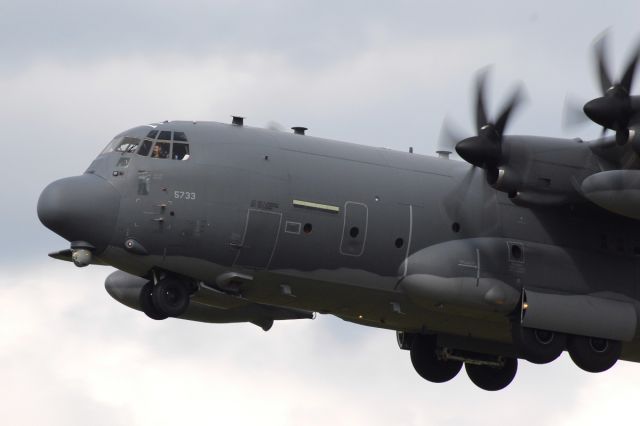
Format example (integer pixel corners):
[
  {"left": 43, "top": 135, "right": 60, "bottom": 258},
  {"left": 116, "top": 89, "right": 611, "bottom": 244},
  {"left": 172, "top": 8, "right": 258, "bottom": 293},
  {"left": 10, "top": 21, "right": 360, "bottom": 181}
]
[{"left": 403, "top": 204, "right": 413, "bottom": 278}]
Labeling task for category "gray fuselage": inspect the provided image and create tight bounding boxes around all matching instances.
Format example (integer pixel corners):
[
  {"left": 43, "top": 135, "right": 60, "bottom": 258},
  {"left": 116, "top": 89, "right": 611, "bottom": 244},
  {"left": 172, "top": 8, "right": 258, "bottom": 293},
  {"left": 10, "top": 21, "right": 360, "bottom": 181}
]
[{"left": 49, "top": 120, "right": 640, "bottom": 361}]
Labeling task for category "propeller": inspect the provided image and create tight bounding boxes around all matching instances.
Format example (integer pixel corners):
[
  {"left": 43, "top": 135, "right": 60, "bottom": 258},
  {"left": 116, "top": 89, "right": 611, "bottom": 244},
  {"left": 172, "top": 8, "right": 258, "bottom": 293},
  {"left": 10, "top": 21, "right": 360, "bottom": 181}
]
[
  {"left": 562, "top": 93, "right": 591, "bottom": 131},
  {"left": 583, "top": 32, "right": 640, "bottom": 145},
  {"left": 442, "top": 165, "right": 481, "bottom": 221},
  {"left": 437, "top": 116, "right": 466, "bottom": 155},
  {"left": 441, "top": 70, "right": 524, "bottom": 219},
  {"left": 455, "top": 70, "right": 525, "bottom": 173}
]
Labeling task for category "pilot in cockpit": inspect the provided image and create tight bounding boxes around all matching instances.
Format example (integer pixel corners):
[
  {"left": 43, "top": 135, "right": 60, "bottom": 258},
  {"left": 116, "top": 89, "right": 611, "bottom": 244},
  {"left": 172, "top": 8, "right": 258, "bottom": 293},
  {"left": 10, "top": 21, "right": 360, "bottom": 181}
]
[{"left": 151, "top": 143, "right": 170, "bottom": 159}]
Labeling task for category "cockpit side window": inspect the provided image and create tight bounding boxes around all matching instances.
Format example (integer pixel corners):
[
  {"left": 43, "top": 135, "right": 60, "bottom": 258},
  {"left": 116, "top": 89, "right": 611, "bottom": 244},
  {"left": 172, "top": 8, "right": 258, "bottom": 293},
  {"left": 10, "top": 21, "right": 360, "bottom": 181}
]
[
  {"left": 116, "top": 137, "right": 140, "bottom": 153},
  {"left": 138, "top": 139, "right": 153, "bottom": 156},
  {"left": 151, "top": 142, "right": 171, "bottom": 159},
  {"left": 173, "top": 143, "right": 190, "bottom": 160},
  {"left": 147, "top": 130, "right": 158, "bottom": 139},
  {"left": 174, "top": 131, "right": 188, "bottom": 142},
  {"left": 102, "top": 136, "right": 140, "bottom": 154}
]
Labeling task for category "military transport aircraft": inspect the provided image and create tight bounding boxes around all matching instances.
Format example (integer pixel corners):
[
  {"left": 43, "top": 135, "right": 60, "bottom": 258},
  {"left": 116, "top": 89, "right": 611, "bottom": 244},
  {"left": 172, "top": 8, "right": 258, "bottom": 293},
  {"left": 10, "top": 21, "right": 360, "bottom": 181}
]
[{"left": 38, "top": 35, "right": 640, "bottom": 391}]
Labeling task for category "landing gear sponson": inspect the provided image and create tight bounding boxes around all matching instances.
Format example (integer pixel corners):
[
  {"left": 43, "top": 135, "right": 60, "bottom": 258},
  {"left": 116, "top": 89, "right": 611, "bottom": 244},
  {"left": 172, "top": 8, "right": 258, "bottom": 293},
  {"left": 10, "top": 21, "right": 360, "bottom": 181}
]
[
  {"left": 139, "top": 273, "right": 194, "bottom": 320},
  {"left": 397, "top": 329, "right": 621, "bottom": 391}
]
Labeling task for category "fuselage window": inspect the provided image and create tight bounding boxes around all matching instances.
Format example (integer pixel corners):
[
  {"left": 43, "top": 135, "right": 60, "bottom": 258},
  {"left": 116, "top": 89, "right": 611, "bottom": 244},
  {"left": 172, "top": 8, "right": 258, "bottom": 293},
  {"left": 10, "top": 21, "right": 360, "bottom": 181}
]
[
  {"left": 138, "top": 139, "right": 153, "bottom": 156},
  {"left": 173, "top": 143, "right": 190, "bottom": 160},
  {"left": 113, "top": 136, "right": 140, "bottom": 153},
  {"left": 151, "top": 142, "right": 171, "bottom": 159},
  {"left": 158, "top": 131, "right": 172, "bottom": 140},
  {"left": 174, "top": 131, "right": 188, "bottom": 142},
  {"left": 147, "top": 130, "right": 158, "bottom": 138}
]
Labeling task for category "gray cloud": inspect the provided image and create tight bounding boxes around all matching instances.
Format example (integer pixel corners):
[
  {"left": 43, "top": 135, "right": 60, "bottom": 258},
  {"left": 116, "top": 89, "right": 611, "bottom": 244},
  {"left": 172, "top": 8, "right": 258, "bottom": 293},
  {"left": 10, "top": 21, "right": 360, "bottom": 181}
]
[{"left": 3, "top": 0, "right": 638, "bottom": 71}]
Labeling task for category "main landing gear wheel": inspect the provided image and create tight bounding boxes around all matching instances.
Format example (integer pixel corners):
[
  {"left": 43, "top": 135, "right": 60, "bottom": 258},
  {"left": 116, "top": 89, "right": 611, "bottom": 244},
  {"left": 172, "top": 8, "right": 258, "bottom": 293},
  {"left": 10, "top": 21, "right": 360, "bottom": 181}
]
[
  {"left": 465, "top": 358, "right": 518, "bottom": 391},
  {"left": 567, "top": 335, "right": 621, "bottom": 373},
  {"left": 511, "top": 323, "right": 566, "bottom": 364},
  {"left": 139, "top": 282, "right": 168, "bottom": 320},
  {"left": 410, "top": 335, "right": 462, "bottom": 383},
  {"left": 151, "top": 278, "right": 191, "bottom": 317}
]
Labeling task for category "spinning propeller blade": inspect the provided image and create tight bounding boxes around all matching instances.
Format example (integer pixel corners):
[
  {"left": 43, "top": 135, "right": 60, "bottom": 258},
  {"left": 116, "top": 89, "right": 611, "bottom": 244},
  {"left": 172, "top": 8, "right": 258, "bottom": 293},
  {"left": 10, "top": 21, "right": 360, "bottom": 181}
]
[
  {"left": 562, "top": 94, "right": 591, "bottom": 130},
  {"left": 455, "top": 70, "right": 525, "bottom": 170}
]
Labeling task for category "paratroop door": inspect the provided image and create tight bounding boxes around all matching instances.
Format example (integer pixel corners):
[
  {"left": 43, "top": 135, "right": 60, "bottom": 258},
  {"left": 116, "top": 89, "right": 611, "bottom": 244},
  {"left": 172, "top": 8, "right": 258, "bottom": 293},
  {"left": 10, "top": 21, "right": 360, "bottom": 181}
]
[{"left": 234, "top": 209, "right": 282, "bottom": 269}]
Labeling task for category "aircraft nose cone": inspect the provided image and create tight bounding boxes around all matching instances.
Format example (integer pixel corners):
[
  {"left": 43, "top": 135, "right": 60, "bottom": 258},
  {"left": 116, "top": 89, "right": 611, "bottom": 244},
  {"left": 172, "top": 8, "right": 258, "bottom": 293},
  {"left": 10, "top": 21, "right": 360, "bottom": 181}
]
[{"left": 37, "top": 174, "right": 121, "bottom": 252}]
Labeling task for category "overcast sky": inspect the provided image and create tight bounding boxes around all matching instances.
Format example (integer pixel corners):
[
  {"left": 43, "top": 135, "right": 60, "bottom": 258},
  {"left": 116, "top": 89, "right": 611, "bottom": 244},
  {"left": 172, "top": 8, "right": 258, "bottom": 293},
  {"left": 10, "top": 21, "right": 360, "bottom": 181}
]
[{"left": 3, "top": 1, "right": 640, "bottom": 425}]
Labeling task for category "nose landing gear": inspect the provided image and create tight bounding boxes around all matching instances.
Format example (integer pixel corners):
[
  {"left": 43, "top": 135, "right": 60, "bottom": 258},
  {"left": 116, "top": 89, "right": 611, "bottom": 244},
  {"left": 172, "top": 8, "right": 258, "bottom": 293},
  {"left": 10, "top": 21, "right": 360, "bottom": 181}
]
[
  {"left": 139, "top": 277, "right": 192, "bottom": 320},
  {"left": 139, "top": 282, "right": 168, "bottom": 320}
]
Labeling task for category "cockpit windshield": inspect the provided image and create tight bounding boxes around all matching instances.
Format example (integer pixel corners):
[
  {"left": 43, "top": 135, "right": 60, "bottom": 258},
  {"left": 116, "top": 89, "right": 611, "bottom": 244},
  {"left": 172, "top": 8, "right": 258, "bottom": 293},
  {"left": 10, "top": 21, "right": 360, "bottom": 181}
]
[
  {"left": 101, "top": 129, "right": 190, "bottom": 160},
  {"left": 173, "top": 143, "right": 190, "bottom": 160},
  {"left": 152, "top": 142, "right": 171, "bottom": 159},
  {"left": 138, "top": 139, "right": 153, "bottom": 156},
  {"left": 135, "top": 130, "right": 191, "bottom": 160}
]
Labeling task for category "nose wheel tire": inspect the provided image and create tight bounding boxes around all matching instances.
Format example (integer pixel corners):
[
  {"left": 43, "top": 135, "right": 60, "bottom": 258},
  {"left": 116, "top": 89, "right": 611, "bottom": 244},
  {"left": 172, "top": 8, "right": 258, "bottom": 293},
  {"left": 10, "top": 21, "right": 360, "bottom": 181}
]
[
  {"left": 567, "top": 335, "right": 621, "bottom": 373},
  {"left": 151, "top": 278, "right": 191, "bottom": 317},
  {"left": 511, "top": 324, "right": 566, "bottom": 364},
  {"left": 139, "top": 282, "right": 168, "bottom": 320},
  {"left": 465, "top": 358, "right": 518, "bottom": 391},
  {"left": 410, "top": 335, "right": 462, "bottom": 383}
]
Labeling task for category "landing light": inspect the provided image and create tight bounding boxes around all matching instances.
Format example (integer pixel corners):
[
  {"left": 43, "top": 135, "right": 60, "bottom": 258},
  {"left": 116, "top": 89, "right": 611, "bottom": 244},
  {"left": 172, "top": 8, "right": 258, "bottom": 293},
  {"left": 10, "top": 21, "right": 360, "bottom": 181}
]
[{"left": 523, "top": 302, "right": 529, "bottom": 310}]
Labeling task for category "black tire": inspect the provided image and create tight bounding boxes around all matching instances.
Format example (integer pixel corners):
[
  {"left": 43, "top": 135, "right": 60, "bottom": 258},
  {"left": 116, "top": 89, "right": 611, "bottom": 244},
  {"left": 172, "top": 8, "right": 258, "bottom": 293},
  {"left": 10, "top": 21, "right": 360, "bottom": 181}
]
[
  {"left": 151, "top": 278, "right": 190, "bottom": 317},
  {"left": 410, "top": 335, "right": 462, "bottom": 383},
  {"left": 465, "top": 358, "right": 518, "bottom": 391},
  {"left": 511, "top": 323, "right": 566, "bottom": 364},
  {"left": 139, "top": 282, "right": 168, "bottom": 320},
  {"left": 567, "top": 335, "right": 621, "bottom": 373}
]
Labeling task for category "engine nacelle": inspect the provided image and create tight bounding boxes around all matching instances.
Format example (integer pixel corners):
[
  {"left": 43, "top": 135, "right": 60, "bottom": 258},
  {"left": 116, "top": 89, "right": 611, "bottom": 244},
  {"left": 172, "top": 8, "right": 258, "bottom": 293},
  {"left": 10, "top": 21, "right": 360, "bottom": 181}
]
[
  {"left": 485, "top": 136, "right": 599, "bottom": 205},
  {"left": 487, "top": 166, "right": 521, "bottom": 196}
]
